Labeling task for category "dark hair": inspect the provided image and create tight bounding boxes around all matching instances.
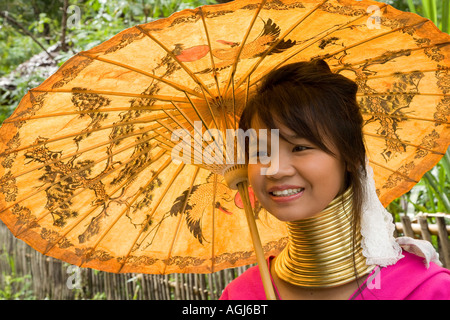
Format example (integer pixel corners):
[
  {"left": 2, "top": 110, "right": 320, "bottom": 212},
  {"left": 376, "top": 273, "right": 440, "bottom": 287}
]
[{"left": 239, "top": 59, "right": 367, "bottom": 269}]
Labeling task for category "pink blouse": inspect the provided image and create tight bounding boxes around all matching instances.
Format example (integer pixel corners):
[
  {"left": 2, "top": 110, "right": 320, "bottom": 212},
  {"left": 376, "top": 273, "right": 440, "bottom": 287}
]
[{"left": 219, "top": 251, "right": 450, "bottom": 300}]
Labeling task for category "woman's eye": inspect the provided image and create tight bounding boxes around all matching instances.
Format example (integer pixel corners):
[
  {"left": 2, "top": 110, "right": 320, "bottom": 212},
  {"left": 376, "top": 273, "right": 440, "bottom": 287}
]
[{"left": 292, "top": 145, "right": 309, "bottom": 152}]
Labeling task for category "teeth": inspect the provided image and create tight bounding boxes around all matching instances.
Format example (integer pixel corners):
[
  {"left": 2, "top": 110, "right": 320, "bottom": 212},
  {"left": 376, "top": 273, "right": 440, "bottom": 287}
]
[{"left": 271, "top": 188, "right": 303, "bottom": 196}]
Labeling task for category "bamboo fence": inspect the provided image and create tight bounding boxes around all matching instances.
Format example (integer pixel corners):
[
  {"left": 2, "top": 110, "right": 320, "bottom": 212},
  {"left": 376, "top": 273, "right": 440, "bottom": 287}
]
[
  {"left": 0, "top": 220, "right": 252, "bottom": 300},
  {"left": 1, "top": 213, "right": 449, "bottom": 300}
]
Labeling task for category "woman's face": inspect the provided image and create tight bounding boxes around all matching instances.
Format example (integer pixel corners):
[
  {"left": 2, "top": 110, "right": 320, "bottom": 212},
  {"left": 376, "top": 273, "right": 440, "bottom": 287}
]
[{"left": 247, "top": 117, "right": 347, "bottom": 222}]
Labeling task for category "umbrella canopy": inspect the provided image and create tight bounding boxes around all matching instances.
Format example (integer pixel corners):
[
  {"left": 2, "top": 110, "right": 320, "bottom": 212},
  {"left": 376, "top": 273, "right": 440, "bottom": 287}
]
[{"left": 0, "top": 0, "right": 449, "bottom": 278}]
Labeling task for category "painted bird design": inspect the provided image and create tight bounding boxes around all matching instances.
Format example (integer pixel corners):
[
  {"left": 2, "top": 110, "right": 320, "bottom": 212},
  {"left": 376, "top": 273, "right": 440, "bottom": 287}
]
[
  {"left": 169, "top": 176, "right": 234, "bottom": 245},
  {"left": 173, "top": 18, "right": 296, "bottom": 73}
]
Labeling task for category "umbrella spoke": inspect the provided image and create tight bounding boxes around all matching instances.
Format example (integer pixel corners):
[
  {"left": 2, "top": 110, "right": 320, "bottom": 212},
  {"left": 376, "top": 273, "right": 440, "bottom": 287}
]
[
  {"left": 236, "top": 0, "right": 340, "bottom": 89},
  {"left": 0, "top": 112, "right": 184, "bottom": 158},
  {"left": 43, "top": 152, "right": 170, "bottom": 257},
  {"left": 5, "top": 141, "right": 167, "bottom": 231},
  {"left": 78, "top": 53, "right": 203, "bottom": 99},
  {"left": 160, "top": 166, "right": 200, "bottom": 274},
  {"left": 153, "top": 124, "right": 207, "bottom": 165},
  {"left": 77, "top": 157, "right": 175, "bottom": 269},
  {"left": 118, "top": 162, "right": 187, "bottom": 273},
  {"left": 368, "top": 159, "right": 419, "bottom": 184},
  {"left": 351, "top": 68, "right": 450, "bottom": 82},
  {"left": 158, "top": 118, "right": 226, "bottom": 165},
  {"left": 330, "top": 43, "right": 450, "bottom": 76},
  {"left": 222, "top": 0, "right": 268, "bottom": 97},
  {"left": 1, "top": 126, "right": 160, "bottom": 185},
  {"left": 249, "top": 14, "right": 429, "bottom": 88},
  {"left": 166, "top": 102, "right": 237, "bottom": 169},
  {"left": 34, "top": 88, "right": 189, "bottom": 102},
  {"left": 361, "top": 110, "right": 449, "bottom": 125},
  {"left": 183, "top": 92, "right": 229, "bottom": 163},
  {"left": 199, "top": 7, "right": 223, "bottom": 103},
  {"left": 134, "top": 25, "right": 215, "bottom": 100},
  {"left": 3, "top": 102, "right": 186, "bottom": 124},
  {"left": 363, "top": 131, "right": 447, "bottom": 156}
]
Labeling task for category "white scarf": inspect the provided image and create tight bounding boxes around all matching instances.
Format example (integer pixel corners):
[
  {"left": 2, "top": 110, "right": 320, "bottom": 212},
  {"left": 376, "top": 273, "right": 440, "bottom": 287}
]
[{"left": 360, "top": 161, "right": 442, "bottom": 268}]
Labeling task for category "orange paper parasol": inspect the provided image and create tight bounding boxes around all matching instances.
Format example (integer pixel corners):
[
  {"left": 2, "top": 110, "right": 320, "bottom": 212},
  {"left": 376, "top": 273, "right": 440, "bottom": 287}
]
[{"left": 0, "top": 0, "right": 449, "bottom": 300}]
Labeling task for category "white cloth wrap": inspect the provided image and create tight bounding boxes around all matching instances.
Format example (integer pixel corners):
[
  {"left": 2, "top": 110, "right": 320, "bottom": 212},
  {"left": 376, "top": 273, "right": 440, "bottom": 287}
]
[{"left": 360, "top": 162, "right": 442, "bottom": 268}]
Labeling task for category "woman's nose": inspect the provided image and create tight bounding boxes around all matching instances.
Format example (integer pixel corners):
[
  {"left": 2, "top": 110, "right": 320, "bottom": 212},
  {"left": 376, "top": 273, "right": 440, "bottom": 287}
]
[{"left": 263, "top": 151, "right": 295, "bottom": 179}]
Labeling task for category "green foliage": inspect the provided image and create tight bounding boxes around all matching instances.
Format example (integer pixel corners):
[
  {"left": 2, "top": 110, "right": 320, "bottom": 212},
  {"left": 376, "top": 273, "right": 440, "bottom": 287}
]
[
  {"left": 0, "top": 30, "right": 41, "bottom": 77},
  {"left": 0, "top": 251, "right": 35, "bottom": 300}
]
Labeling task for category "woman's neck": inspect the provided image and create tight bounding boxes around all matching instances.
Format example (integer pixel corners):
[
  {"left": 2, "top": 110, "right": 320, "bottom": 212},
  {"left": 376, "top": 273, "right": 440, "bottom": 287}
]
[{"left": 273, "top": 187, "right": 374, "bottom": 288}]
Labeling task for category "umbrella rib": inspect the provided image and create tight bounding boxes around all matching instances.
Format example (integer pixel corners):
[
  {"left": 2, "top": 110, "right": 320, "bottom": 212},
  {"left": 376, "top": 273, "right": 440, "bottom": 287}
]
[
  {"left": 362, "top": 130, "right": 446, "bottom": 156},
  {"left": 196, "top": 7, "right": 232, "bottom": 131},
  {"left": 314, "top": 19, "right": 434, "bottom": 65},
  {"left": 158, "top": 112, "right": 224, "bottom": 165},
  {"left": 368, "top": 159, "right": 419, "bottom": 184},
  {"left": 250, "top": 17, "right": 431, "bottom": 88},
  {"left": 13, "top": 146, "right": 167, "bottom": 239},
  {"left": 222, "top": 0, "right": 268, "bottom": 97},
  {"left": 77, "top": 157, "right": 175, "bottom": 269},
  {"left": 0, "top": 112, "right": 184, "bottom": 157},
  {"left": 361, "top": 111, "right": 449, "bottom": 125},
  {"left": 152, "top": 134, "right": 202, "bottom": 165},
  {"left": 161, "top": 166, "right": 200, "bottom": 275},
  {"left": 134, "top": 25, "right": 215, "bottom": 100},
  {"left": 198, "top": 79, "right": 222, "bottom": 134},
  {"left": 1, "top": 125, "right": 160, "bottom": 184},
  {"left": 154, "top": 122, "right": 210, "bottom": 165},
  {"left": 358, "top": 92, "right": 450, "bottom": 98},
  {"left": 199, "top": 7, "right": 223, "bottom": 103},
  {"left": 349, "top": 68, "right": 450, "bottom": 82},
  {"left": 167, "top": 101, "right": 235, "bottom": 166},
  {"left": 43, "top": 151, "right": 169, "bottom": 257},
  {"left": 235, "top": 0, "right": 334, "bottom": 89},
  {"left": 117, "top": 162, "right": 186, "bottom": 273},
  {"left": 8, "top": 137, "right": 166, "bottom": 223},
  {"left": 32, "top": 88, "right": 189, "bottom": 102},
  {"left": 159, "top": 111, "right": 227, "bottom": 165},
  {"left": 240, "top": 2, "right": 389, "bottom": 88},
  {"left": 330, "top": 42, "right": 450, "bottom": 75},
  {"left": 169, "top": 100, "right": 206, "bottom": 139},
  {"left": 77, "top": 52, "right": 203, "bottom": 99},
  {"left": 3, "top": 102, "right": 188, "bottom": 123},
  {"left": 183, "top": 92, "right": 228, "bottom": 163}
]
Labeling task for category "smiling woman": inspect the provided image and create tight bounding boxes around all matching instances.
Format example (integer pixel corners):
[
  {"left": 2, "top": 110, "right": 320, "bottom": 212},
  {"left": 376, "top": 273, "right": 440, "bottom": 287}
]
[
  {"left": 242, "top": 59, "right": 364, "bottom": 224},
  {"left": 220, "top": 60, "right": 450, "bottom": 300},
  {"left": 248, "top": 117, "right": 347, "bottom": 222}
]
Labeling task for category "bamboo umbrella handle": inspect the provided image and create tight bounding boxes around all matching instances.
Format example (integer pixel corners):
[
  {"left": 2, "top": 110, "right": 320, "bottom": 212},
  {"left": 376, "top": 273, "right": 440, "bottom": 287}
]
[{"left": 237, "top": 180, "right": 277, "bottom": 300}]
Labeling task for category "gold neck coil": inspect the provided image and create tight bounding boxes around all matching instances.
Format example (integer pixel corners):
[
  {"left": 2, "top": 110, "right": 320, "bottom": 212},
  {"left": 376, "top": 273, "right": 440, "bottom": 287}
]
[{"left": 273, "top": 187, "right": 374, "bottom": 288}]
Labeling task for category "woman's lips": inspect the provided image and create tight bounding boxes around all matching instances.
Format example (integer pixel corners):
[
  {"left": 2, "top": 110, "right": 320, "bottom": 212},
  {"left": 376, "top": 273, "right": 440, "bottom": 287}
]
[
  {"left": 267, "top": 185, "right": 303, "bottom": 192},
  {"left": 268, "top": 187, "right": 305, "bottom": 203}
]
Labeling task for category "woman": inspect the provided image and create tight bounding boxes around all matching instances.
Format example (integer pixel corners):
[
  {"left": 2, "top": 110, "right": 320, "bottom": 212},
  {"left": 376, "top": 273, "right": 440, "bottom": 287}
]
[{"left": 220, "top": 60, "right": 450, "bottom": 300}]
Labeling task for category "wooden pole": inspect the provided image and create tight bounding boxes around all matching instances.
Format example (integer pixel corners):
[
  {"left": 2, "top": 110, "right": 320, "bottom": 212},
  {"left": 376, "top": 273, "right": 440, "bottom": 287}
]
[
  {"left": 237, "top": 180, "right": 277, "bottom": 300},
  {"left": 436, "top": 216, "right": 450, "bottom": 268}
]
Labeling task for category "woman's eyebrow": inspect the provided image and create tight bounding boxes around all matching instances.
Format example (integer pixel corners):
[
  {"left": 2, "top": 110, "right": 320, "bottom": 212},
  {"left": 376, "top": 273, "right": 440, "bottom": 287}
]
[
  {"left": 285, "top": 133, "right": 300, "bottom": 139},
  {"left": 280, "top": 132, "right": 304, "bottom": 142}
]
